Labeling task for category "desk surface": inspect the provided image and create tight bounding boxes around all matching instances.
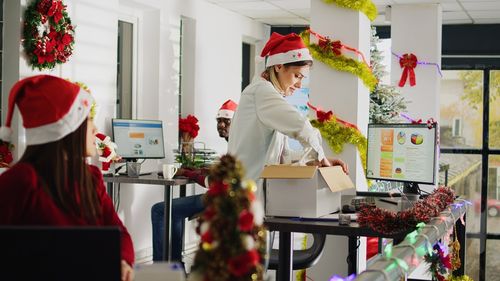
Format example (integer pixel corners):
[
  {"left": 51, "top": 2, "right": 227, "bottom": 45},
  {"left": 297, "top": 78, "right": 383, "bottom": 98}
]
[
  {"left": 264, "top": 216, "right": 408, "bottom": 239},
  {"left": 102, "top": 173, "right": 190, "bottom": 185}
]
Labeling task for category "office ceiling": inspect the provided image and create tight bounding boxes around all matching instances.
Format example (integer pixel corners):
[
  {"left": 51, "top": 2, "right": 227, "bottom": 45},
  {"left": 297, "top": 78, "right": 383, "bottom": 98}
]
[{"left": 205, "top": 0, "right": 500, "bottom": 26}]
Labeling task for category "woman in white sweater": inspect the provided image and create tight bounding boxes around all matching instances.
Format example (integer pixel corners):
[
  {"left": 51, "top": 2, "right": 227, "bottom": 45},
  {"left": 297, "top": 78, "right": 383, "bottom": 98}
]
[{"left": 228, "top": 32, "right": 348, "bottom": 194}]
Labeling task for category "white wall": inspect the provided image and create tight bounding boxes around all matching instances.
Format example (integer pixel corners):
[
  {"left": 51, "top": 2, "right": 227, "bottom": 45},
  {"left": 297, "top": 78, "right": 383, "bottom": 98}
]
[{"left": 9, "top": 0, "right": 268, "bottom": 259}]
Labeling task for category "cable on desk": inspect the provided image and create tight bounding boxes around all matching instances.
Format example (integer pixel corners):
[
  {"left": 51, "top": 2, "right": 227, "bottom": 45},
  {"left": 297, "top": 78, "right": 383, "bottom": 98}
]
[{"left": 346, "top": 238, "right": 361, "bottom": 268}]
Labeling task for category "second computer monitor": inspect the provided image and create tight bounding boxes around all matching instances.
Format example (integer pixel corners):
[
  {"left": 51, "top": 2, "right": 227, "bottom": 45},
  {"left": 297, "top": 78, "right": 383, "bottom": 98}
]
[
  {"left": 366, "top": 123, "right": 437, "bottom": 185},
  {"left": 112, "top": 119, "right": 165, "bottom": 159}
]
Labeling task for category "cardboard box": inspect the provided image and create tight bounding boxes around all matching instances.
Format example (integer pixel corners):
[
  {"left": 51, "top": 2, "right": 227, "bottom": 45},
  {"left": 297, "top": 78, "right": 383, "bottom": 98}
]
[{"left": 261, "top": 165, "right": 354, "bottom": 218}]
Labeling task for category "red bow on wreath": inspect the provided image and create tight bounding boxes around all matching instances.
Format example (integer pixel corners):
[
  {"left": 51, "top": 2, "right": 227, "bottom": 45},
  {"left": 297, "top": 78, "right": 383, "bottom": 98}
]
[{"left": 398, "top": 53, "right": 418, "bottom": 87}]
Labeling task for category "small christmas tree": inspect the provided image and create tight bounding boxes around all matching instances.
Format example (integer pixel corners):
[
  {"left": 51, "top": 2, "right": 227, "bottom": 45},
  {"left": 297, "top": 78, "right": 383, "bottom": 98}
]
[
  {"left": 369, "top": 27, "right": 407, "bottom": 124},
  {"left": 189, "top": 154, "right": 267, "bottom": 281}
]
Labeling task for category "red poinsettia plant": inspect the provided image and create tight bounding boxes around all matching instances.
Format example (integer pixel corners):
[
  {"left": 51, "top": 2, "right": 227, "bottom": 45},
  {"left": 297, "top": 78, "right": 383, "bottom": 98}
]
[
  {"left": 179, "top": 114, "right": 200, "bottom": 141},
  {"left": 0, "top": 140, "right": 14, "bottom": 168}
]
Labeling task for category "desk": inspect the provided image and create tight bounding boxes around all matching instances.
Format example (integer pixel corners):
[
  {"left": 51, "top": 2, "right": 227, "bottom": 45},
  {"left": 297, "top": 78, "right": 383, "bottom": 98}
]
[
  {"left": 264, "top": 217, "right": 408, "bottom": 281},
  {"left": 103, "top": 173, "right": 190, "bottom": 261}
]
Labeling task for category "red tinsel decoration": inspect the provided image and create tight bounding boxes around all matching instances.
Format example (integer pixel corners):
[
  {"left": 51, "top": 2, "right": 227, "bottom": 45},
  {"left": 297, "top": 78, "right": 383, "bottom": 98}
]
[{"left": 358, "top": 187, "right": 455, "bottom": 235}]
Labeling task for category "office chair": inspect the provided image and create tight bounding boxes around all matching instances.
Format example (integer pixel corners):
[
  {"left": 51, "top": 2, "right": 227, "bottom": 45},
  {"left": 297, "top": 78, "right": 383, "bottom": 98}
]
[{"left": 266, "top": 232, "right": 327, "bottom": 270}]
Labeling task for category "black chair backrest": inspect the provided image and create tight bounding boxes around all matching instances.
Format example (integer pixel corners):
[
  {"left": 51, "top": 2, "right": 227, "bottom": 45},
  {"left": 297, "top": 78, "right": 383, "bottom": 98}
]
[{"left": 0, "top": 226, "right": 121, "bottom": 281}]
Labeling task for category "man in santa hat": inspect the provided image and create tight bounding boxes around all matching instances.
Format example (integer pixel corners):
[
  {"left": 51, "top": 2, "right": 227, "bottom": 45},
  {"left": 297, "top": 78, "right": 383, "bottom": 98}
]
[{"left": 151, "top": 99, "right": 238, "bottom": 266}]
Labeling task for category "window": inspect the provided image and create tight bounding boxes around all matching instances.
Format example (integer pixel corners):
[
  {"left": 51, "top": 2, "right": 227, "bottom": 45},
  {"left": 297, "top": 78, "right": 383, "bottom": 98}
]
[
  {"left": 117, "top": 20, "right": 134, "bottom": 119},
  {"left": 440, "top": 68, "right": 500, "bottom": 281},
  {"left": 453, "top": 118, "right": 462, "bottom": 137}
]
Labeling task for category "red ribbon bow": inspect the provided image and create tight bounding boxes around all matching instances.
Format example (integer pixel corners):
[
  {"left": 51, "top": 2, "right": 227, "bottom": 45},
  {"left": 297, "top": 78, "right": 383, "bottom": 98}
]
[
  {"left": 307, "top": 103, "right": 360, "bottom": 131},
  {"left": 398, "top": 53, "right": 418, "bottom": 87},
  {"left": 318, "top": 38, "right": 342, "bottom": 56}
]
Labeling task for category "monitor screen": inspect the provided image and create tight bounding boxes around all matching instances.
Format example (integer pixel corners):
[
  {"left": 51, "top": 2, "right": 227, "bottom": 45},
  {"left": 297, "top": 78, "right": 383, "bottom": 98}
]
[
  {"left": 112, "top": 119, "right": 165, "bottom": 159},
  {"left": 366, "top": 123, "right": 437, "bottom": 185}
]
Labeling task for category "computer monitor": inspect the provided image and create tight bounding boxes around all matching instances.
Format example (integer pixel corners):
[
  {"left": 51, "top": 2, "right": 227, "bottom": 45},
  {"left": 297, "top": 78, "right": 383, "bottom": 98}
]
[
  {"left": 112, "top": 119, "right": 165, "bottom": 160},
  {"left": 366, "top": 123, "right": 438, "bottom": 194},
  {"left": 0, "top": 226, "right": 121, "bottom": 280}
]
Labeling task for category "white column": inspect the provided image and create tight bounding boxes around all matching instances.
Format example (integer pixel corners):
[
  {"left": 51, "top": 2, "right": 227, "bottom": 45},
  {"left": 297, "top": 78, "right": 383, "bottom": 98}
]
[
  {"left": 391, "top": 4, "right": 442, "bottom": 195},
  {"left": 390, "top": 4, "right": 442, "bottom": 280},
  {"left": 307, "top": 0, "right": 370, "bottom": 279}
]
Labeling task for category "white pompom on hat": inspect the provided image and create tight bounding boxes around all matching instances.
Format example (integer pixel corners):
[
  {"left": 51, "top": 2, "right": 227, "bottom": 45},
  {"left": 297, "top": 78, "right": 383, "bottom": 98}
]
[
  {"left": 0, "top": 75, "right": 94, "bottom": 145},
  {"left": 216, "top": 99, "right": 238, "bottom": 119},
  {"left": 260, "top": 32, "right": 313, "bottom": 68}
]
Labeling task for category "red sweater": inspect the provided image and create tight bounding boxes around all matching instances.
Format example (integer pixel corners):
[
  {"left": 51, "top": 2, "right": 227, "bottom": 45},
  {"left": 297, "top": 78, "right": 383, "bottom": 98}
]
[{"left": 0, "top": 163, "right": 135, "bottom": 265}]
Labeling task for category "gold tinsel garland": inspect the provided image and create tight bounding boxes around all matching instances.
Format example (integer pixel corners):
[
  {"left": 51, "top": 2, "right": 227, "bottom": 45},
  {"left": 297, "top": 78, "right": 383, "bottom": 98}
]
[
  {"left": 310, "top": 118, "right": 367, "bottom": 171},
  {"left": 300, "top": 30, "right": 378, "bottom": 92},
  {"left": 322, "top": 0, "right": 377, "bottom": 21}
]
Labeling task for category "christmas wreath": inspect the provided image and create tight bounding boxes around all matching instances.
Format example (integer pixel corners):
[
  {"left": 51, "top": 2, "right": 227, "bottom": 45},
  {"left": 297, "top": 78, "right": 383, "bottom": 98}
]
[{"left": 23, "top": 0, "right": 75, "bottom": 70}]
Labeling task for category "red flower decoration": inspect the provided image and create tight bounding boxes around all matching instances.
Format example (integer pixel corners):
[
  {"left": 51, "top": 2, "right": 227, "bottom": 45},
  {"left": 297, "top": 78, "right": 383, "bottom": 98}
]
[
  {"left": 207, "top": 181, "right": 229, "bottom": 196},
  {"left": 227, "top": 250, "right": 260, "bottom": 277},
  {"left": 179, "top": 114, "right": 200, "bottom": 139},
  {"left": 238, "top": 209, "right": 254, "bottom": 232}
]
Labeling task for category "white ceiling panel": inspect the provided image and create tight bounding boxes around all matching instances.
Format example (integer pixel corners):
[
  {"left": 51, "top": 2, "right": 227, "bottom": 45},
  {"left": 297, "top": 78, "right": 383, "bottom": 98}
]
[
  {"left": 442, "top": 19, "right": 474, "bottom": 24},
  {"left": 462, "top": 1, "right": 500, "bottom": 10},
  {"left": 443, "top": 10, "right": 470, "bottom": 20},
  {"left": 372, "top": 0, "right": 396, "bottom": 5},
  {"left": 469, "top": 10, "right": 500, "bottom": 18},
  {"left": 440, "top": 2, "right": 463, "bottom": 11},
  {"left": 257, "top": 17, "right": 310, "bottom": 25},
  {"left": 238, "top": 9, "right": 296, "bottom": 18},
  {"left": 288, "top": 9, "right": 311, "bottom": 18},
  {"left": 268, "top": 0, "right": 311, "bottom": 10},
  {"left": 206, "top": 0, "right": 500, "bottom": 26},
  {"left": 393, "top": 0, "right": 456, "bottom": 3},
  {"left": 207, "top": 0, "right": 260, "bottom": 3},
  {"left": 217, "top": 1, "right": 278, "bottom": 10},
  {"left": 474, "top": 18, "right": 500, "bottom": 24}
]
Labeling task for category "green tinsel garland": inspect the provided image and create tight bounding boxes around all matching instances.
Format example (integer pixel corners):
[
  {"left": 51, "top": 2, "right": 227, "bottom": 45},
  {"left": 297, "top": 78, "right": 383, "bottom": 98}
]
[
  {"left": 322, "top": 0, "right": 377, "bottom": 21},
  {"left": 310, "top": 118, "right": 367, "bottom": 171},
  {"left": 301, "top": 30, "right": 378, "bottom": 92}
]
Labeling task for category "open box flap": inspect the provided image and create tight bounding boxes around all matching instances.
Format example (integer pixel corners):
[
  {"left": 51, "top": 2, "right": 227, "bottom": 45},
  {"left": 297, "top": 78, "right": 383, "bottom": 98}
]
[
  {"left": 318, "top": 166, "right": 355, "bottom": 192},
  {"left": 260, "top": 165, "right": 317, "bottom": 179}
]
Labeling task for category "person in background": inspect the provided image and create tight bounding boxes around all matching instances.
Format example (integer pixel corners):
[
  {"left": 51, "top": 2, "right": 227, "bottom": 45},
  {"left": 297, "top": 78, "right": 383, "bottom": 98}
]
[
  {"left": 0, "top": 75, "right": 134, "bottom": 281},
  {"left": 151, "top": 99, "right": 238, "bottom": 264},
  {"left": 228, "top": 32, "right": 349, "bottom": 192}
]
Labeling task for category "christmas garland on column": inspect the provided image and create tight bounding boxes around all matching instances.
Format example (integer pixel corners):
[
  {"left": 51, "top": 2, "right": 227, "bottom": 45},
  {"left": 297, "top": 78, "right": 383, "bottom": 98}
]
[
  {"left": 23, "top": 0, "right": 75, "bottom": 70},
  {"left": 300, "top": 30, "right": 378, "bottom": 92},
  {"left": 322, "top": 0, "right": 377, "bottom": 21},
  {"left": 308, "top": 103, "right": 368, "bottom": 171}
]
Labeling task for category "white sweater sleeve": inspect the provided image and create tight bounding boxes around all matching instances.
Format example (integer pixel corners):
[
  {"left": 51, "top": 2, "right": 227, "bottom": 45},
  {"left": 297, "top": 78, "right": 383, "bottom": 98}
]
[{"left": 254, "top": 83, "right": 326, "bottom": 161}]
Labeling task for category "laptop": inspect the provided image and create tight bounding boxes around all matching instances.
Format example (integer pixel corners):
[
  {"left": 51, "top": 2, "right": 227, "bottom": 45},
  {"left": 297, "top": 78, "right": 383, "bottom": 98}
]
[{"left": 0, "top": 226, "right": 121, "bottom": 280}]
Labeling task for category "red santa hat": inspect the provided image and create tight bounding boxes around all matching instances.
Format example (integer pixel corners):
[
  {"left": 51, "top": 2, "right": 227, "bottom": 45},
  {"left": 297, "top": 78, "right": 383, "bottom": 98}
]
[
  {"left": 216, "top": 99, "right": 238, "bottom": 119},
  {"left": 260, "top": 32, "right": 312, "bottom": 68},
  {"left": 0, "top": 75, "right": 94, "bottom": 146}
]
